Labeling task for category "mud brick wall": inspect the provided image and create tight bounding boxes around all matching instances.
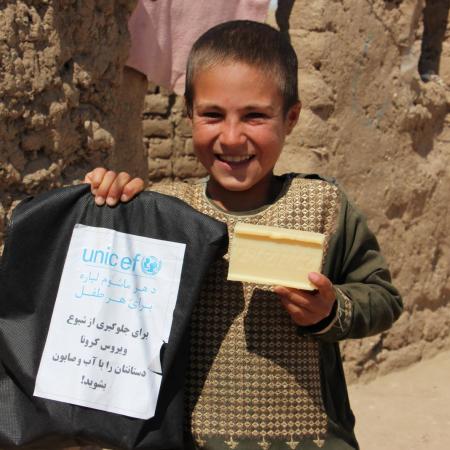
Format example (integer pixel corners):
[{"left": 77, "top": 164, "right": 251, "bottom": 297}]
[
  {"left": 0, "top": 0, "right": 138, "bottom": 242},
  {"left": 143, "top": 84, "right": 206, "bottom": 181}
]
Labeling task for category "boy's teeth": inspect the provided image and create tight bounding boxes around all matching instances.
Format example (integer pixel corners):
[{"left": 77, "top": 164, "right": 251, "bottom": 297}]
[{"left": 219, "top": 155, "right": 253, "bottom": 163}]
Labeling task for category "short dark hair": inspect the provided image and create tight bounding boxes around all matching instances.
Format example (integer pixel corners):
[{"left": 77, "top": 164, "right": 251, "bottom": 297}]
[{"left": 185, "top": 20, "right": 299, "bottom": 116}]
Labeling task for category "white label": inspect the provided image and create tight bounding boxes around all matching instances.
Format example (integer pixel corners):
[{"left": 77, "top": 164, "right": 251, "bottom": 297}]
[{"left": 34, "top": 224, "right": 186, "bottom": 419}]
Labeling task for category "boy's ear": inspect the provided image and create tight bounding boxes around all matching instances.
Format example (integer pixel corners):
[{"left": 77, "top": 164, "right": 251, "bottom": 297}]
[{"left": 285, "top": 101, "right": 301, "bottom": 134}]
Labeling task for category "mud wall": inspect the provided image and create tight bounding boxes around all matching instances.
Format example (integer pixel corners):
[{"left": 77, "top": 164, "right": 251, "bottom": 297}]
[
  {"left": 1, "top": 0, "right": 449, "bottom": 380},
  {"left": 281, "top": 0, "right": 450, "bottom": 381},
  {"left": 0, "top": 0, "right": 139, "bottom": 242}
]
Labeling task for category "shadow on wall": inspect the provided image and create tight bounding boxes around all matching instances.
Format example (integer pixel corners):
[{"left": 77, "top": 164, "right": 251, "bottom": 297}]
[
  {"left": 418, "top": 0, "right": 450, "bottom": 81},
  {"left": 407, "top": 0, "right": 450, "bottom": 157}
]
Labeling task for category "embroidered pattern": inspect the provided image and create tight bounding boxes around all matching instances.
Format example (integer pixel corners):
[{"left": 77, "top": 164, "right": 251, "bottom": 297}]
[
  {"left": 332, "top": 287, "right": 354, "bottom": 339},
  {"left": 155, "top": 176, "right": 341, "bottom": 449}
]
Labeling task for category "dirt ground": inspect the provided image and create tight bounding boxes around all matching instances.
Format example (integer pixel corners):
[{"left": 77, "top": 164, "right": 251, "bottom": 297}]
[{"left": 349, "top": 349, "right": 450, "bottom": 450}]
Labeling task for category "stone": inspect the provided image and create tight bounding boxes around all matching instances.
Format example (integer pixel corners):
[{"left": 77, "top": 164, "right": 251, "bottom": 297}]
[
  {"left": 170, "top": 136, "right": 187, "bottom": 157},
  {"left": 148, "top": 139, "right": 173, "bottom": 159},
  {"left": 184, "top": 138, "right": 195, "bottom": 156},
  {"left": 173, "top": 156, "right": 207, "bottom": 178},
  {"left": 142, "top": 118, "right": 172, "bottom": 138},
  {"left": 148, "top": 157, "right": 172, "bottom": 179},
  {"left": 299, "top": 71, "right": 335, "bottom": 119},
  {"left": 143, "top": 94, "right": 170, "bottom": 115},
  {"left": 289, "top": 0, "right": 340, "bottom": 32},
  {"left": 290, "top": 109, "right": 329, "bottom": 148},
  {"left": 176, "top": 117, "right": 192, "bottom": 138}
]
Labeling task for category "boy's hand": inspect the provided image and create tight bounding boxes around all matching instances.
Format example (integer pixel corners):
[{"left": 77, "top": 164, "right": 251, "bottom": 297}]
[
  {"left": 84, "top": 167, "right": 145, "bottom": 206},
  {"left": 274, "top": 272, "right": 336, "bottom": 327}
]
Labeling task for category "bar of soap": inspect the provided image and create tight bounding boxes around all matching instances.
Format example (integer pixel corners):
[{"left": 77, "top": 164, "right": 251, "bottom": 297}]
[{"left": 228, "top": 223, "right": 325, "bottom": 290}]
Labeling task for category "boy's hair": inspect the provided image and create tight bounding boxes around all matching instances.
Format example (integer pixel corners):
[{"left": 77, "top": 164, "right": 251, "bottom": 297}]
[{"left": 185, "top": 20, "right": 299, "bottom": 116}]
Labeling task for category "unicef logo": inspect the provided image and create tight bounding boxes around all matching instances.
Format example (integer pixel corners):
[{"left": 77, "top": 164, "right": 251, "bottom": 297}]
[
  {"left": 141, "top": 256, "right": 162, "bottom": 276},
  {"left": 81, "top": 246, "right": 163, "bottom": 276}
]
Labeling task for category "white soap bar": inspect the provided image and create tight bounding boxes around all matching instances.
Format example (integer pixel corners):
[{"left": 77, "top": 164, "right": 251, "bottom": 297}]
[{"left": 228, "top": 223, "right": 325, "bottom": 290}]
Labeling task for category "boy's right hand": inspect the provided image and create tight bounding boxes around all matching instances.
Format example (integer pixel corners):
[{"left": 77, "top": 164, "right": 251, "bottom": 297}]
[{"left": 84, "top": 167, "right": 145, "bottom": 206}]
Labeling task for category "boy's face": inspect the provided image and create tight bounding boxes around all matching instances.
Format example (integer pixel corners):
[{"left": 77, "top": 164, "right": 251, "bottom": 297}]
[{"left": 191, "top": 62, "right": 300, "bottom": 204}]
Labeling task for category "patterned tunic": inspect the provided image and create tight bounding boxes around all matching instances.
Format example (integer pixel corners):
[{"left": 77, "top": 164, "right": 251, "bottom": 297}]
[{"left": 154, "top": 173, "right": 402, "bottom": 450}]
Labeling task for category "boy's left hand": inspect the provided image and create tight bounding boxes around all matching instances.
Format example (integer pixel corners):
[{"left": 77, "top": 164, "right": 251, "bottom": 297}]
[{"left": 274, "top": 272, "right": 336, "bottom": 327}]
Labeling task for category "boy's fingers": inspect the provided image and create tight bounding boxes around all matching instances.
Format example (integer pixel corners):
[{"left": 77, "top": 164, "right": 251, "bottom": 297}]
[
  {"left": 95, "top": 170, "right": 118, "bottom": 206},
  {"left": 274, "top": 286, "right": 315, "bottom": 313},
  {"left": 84, "top": 167, "right": 107, "bottom": 192},
  {"left": 121, "top": 177, "right": 145, "bottom": 202},
  {"left": 105, "top": 172, "right": 132, "bottom": 206},
  {"left": 274, "top": 285, "right": 315, "bottom": 303},
  {"left": 86, "top": 169, "right": 143, "bottom": 206},
  {"left": 275, "top": 280, "right": 335, "bottom": 319},
  {"left": 308, "top": 272, "right": 335, "bottom": 302},
  {"left": 280, "top": 298, "right": 316, "bottom": 326}
]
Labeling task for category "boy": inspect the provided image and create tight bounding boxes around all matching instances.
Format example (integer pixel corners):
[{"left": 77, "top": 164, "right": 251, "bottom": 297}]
[{"left": 86, "top": 21, "right": 402, "bottom": 450}]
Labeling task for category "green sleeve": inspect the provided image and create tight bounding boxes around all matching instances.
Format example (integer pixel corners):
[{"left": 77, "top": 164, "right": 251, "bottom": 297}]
[{"left": 312, "top": 189, "right": 403, "bottom": 342}]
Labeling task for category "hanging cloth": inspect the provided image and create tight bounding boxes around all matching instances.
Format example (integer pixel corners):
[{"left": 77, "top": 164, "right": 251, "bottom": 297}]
[{"left": 126, "top": 0, "right": 271, "bottom": 94}]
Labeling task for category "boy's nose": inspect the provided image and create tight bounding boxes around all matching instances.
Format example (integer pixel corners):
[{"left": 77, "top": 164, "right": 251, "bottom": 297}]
[{"left": 219, "top": 120, "right": 246, "bottom": 148}]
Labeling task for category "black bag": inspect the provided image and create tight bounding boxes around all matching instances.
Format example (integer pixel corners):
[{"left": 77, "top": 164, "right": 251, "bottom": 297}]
[{"left": 0, "top": 184, "right": 228, "bottom": 449}]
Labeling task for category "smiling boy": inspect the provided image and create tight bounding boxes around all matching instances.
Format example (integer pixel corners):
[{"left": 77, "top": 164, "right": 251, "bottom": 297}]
[
  {"left": 186, "top": 57, "right": 299, "bottom": 213},
  {"left": 86, "top": 21, "right": 402, "bottom": 450}
]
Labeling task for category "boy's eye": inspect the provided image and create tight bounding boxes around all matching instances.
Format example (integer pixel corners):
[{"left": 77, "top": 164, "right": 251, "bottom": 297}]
[
  {"left": 201, "top": 111, "right": 223, "bottom": 119},
  {"left": 245, "top": 112, "right": 268, "bottom": 120}
]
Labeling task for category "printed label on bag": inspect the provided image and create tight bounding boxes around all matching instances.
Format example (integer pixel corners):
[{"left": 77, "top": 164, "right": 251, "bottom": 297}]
[{"left": 34, "top": 224, "right": 185, "bottom": 419}]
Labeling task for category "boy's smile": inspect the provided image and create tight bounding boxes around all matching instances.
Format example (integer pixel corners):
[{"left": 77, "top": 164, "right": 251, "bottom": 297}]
[{"left": 191, "top": 62, "right": 300, "bottom": 211}]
